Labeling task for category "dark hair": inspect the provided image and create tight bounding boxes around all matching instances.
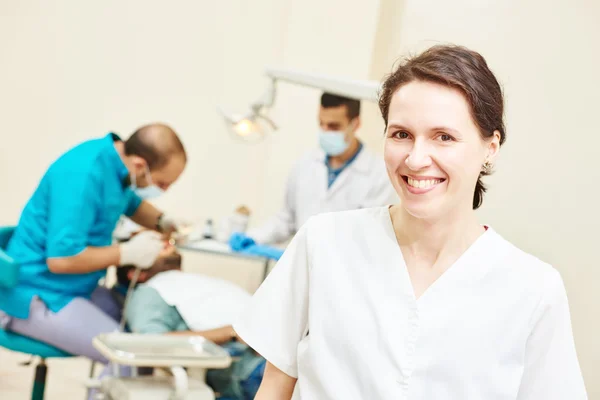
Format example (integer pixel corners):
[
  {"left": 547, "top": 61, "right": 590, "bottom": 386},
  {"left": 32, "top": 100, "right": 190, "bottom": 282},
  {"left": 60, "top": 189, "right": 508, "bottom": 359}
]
[
  {"left": 321, "top": 92, "right": 361, "bottom": 120},
  {"left": 378, "top": 45, "right": 506, "bottom": 209},
  {"left": 116, "top": 253, "right": 182, "bottom": 287},
  {"left": 124, "top": 124, "right": 186, "bottom": 170},
  {"left": 116, "top": 265, "right": 135, "bottom": 286}
]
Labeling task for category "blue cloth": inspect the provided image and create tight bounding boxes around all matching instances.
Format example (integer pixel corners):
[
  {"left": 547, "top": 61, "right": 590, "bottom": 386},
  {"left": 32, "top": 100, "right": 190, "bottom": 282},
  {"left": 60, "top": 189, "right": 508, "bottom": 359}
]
[
  {"left": 229, "top": 233, "right": 284, "bottom": 261},
  {"left": 0, "top": 133, "right": 142, "bottom": 319},
  {"left": 325, "top": 141, "right": 363, "bottom": 188}
]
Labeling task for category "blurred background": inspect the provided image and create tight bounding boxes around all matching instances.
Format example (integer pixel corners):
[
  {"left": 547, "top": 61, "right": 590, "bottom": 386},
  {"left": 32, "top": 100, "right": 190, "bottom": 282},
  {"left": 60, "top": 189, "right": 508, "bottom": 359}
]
[{"left": 1, "top": 0, "right": 599, "bottom": 398}]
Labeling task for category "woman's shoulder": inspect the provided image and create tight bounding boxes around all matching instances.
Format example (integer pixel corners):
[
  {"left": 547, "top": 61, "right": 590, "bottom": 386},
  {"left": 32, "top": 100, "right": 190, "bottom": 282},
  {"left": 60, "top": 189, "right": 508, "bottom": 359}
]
[{"left": 487, "top": 228, "right": 563, "bottom": 287}]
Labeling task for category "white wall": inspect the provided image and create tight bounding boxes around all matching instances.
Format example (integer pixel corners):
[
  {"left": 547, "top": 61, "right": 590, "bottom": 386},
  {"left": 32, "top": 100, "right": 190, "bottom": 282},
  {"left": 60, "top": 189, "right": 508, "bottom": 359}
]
[{"left": 380, "top": 0, "right": 600, "bottom": 395}]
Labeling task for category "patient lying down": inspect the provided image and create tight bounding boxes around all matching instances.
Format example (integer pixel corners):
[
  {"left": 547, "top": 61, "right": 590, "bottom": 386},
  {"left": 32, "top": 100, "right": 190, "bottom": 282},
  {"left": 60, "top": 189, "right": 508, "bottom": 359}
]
[{"left": 114, "top": 243, "right": 265, "bottom": 400}]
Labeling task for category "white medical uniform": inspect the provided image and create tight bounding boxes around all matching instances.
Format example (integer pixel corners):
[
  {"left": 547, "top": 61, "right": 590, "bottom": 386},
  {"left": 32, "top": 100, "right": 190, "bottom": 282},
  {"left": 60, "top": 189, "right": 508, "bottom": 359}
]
[
  {"left": 247, "top": 148, "right": 398, "bottom": 245},
  {"left": 234, "top": 207, "right": 587, "bottom": 400}
]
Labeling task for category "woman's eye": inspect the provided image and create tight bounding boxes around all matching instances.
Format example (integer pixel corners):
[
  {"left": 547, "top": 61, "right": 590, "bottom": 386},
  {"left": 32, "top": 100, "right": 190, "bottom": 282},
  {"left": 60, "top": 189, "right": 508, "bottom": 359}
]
[
  {"left": 394, "top": 131, "right": 410, "bottom": 139},
  {"left": 439, "top": 134, "right": 453, "bottom": 142}
]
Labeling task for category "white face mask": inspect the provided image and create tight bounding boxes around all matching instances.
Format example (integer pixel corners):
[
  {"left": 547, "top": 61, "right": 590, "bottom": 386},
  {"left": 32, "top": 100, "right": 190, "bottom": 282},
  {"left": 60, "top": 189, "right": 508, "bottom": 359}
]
[{"left": 130, "top": 165, "right": 164, "bottom": 200}]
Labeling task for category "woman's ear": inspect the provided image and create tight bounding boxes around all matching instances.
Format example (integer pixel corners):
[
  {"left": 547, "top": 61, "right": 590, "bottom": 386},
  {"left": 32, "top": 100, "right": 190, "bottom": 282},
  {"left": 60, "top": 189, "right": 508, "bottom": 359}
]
[{"left": 486, "top": 130, "right": 501, "bottom": 163}]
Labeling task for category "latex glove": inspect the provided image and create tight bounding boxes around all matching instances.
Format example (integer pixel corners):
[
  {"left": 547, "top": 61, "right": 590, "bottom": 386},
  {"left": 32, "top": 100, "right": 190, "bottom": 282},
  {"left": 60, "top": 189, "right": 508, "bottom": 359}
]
[
  {"left": 119, "top": 230, "right": 164, "bottom": 270},
  {"left": 229, "top": 232, "right": 256, "bottom": 252},
  {"left": 158, "top": 213, "right": 191, "bottom": 236},
  {"left": 243, "top": 244, "right": 284, "bottom": 261}
]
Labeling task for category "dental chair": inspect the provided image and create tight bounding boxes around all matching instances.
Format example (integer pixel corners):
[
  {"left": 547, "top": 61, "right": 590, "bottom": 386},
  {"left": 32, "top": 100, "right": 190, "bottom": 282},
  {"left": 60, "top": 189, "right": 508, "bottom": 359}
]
[{"left": 0, "top": 226, "right": 74, "bottom": 400}]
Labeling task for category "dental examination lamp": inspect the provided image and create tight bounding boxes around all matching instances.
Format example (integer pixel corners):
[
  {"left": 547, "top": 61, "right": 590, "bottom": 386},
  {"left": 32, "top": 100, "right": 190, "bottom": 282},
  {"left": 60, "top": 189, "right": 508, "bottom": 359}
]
[{"left": 219, "top": 66, "right": 381, "bottom": 142}]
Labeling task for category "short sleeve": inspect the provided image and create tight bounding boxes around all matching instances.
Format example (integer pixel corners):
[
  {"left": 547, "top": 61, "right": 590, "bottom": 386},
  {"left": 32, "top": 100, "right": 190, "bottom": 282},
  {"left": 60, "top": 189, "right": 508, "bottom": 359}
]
[
  {"left": 517, "top": 270, "right": 588, "bottom": 399},
  {"left": 234, "top": 221, "right": 311, "bottom": 378},
  {"left": 46, "top": 167, "right": 100, "bottom": 258},
  {"left": 123, "top": 188, "right": 143, "bottom": 217}
]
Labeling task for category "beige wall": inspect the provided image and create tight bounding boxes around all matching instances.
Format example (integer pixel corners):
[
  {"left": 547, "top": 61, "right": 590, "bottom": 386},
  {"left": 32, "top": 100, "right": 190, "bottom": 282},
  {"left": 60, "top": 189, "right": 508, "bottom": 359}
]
[
  {"left": 0, "top": 0, "right": 286, "bottom": 226},
  {"left": 1, "top": 0, "right": 598, "bottom": 395},
  {"left": 379, "top": 0, "right": 600, "bottom": 395},
  {"left": 0, "top": 0, "right": 384, "bottom": 288},
  {"left": 0, "top": 0, "right": 282, "bottom": 290}
]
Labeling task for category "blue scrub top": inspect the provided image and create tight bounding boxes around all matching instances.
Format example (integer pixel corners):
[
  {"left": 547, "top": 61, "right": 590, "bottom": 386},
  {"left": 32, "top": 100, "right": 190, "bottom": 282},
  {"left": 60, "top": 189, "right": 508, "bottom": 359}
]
[{"left": 0, "top": 133, "right": 142, "bottom": 319}]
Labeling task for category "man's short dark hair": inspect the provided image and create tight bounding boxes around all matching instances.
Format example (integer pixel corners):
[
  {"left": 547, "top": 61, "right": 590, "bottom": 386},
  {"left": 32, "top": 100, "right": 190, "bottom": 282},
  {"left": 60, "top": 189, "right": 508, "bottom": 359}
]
[
  {"left": 124, "top": 124, "right": 186, "bottom": 170},
  {"left": 320, "top": 93, "right": 361, "bottom": 120}
]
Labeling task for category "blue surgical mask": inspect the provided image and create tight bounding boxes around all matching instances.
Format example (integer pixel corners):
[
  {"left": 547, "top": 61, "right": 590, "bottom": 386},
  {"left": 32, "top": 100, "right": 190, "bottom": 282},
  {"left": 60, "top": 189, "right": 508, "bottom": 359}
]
[
  {"left": 134, "top": 184, "right": 164, "bottom": 200},
  {"left": 319, "top": 130, "right": 349, "bottom": 156},
  {"left": 130, "top": 166, "right": 164, "bottom": 200}
]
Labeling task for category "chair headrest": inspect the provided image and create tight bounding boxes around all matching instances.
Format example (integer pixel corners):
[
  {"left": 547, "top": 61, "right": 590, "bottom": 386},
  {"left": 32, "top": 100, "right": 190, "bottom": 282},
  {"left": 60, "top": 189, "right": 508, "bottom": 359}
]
[
  {"left": 0, "top": 226, "right": 18, "bottom": 289},
  {"left": 0, "top": 227, "right": 15, "bottom": 249}
]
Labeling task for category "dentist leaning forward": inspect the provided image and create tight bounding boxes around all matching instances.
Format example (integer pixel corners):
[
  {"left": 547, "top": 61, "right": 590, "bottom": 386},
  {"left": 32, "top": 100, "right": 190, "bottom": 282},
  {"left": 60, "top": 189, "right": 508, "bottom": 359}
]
[{"left": 0, "top": 123, "right": 188, "bottom": 363}]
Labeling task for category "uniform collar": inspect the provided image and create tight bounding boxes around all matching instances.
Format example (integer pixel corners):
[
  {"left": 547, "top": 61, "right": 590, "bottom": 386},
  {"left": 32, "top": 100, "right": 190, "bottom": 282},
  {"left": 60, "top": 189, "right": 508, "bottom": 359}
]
[
  {"left": 105, "top": 133, "right": 131, "bottom": 186},
  {"left": 313, "top": 143, "right": 372, "bottom": 173},
  {"left": 327, "top": 142, "right": 363, "bottom": 172}
]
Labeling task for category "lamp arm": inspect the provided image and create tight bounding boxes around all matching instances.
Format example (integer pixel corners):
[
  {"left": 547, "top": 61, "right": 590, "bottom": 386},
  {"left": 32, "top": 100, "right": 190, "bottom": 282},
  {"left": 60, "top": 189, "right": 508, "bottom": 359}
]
[
  {"left": 264, "top": 66, "right": 380, "bottom": 102},
  {"left": 257, "top": 114, "right": 278, "bottom": 130},
  {"left": 251, "top": 78, "right": 277, "bottom": 112}
]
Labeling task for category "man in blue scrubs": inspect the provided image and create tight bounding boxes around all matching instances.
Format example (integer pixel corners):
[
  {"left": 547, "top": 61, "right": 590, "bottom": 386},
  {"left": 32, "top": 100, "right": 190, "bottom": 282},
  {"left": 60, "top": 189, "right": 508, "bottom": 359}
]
[{"left": 0, "top": 123, "right": 187, "bottom": 363}]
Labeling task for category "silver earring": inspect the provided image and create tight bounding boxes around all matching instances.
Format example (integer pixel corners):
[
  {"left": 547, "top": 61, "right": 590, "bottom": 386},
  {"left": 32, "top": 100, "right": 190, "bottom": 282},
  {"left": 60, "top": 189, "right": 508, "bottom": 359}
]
[{"left": 481, "top": 161, "right": 493, "bottom": 173}]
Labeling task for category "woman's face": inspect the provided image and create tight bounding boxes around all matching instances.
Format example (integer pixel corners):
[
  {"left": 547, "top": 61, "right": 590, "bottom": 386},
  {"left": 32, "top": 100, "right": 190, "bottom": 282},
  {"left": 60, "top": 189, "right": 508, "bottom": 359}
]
[{"left": 384, "top": 80, "right": 500, "bottom": 221}]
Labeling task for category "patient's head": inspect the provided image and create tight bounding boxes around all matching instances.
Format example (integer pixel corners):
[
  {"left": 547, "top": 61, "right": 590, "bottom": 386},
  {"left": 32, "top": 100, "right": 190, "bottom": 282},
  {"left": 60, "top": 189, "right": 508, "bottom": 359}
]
[{"left": 116, "top": 243, "right": 181, "bottom": 286}]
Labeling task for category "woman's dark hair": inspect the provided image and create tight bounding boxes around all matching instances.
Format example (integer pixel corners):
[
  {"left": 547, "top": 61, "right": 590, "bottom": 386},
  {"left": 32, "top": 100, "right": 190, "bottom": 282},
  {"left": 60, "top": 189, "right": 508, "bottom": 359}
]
[{"left": 378, "top": 44, "right": 506, "bottom": 209}]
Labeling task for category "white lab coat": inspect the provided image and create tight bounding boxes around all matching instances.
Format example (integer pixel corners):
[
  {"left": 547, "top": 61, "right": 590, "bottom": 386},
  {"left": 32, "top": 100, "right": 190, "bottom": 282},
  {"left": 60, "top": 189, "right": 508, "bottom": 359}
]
[
  {"left": 235, "top": 207, "right": 587, "bottom": 400},
  {"left": 247, "top": 147, "right": 398, "bottom": 245}
]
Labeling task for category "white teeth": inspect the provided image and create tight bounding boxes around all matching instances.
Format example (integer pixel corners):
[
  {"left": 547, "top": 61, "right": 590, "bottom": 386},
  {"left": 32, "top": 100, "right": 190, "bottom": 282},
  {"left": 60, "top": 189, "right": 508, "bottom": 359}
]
[{"left": 407, "top": 177, "right": 442, "bottom": 189}]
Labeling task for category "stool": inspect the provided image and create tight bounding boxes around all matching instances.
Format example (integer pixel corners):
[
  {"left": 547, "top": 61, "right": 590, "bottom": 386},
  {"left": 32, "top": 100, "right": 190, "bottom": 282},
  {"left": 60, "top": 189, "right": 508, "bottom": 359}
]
[{"left": 0, "top": 226, "right": 73, "bottom": 400}]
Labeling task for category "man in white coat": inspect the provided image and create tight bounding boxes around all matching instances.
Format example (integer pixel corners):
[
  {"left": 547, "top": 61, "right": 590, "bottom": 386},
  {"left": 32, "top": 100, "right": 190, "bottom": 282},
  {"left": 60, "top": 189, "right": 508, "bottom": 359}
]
[{"left": 245, "top": 92, "right": 398, "bottom": 246}]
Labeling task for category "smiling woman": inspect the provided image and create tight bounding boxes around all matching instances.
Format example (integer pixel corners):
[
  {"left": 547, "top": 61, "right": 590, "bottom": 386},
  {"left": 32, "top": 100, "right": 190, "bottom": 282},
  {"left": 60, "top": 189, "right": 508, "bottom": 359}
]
[
  {"left": 233, "top": 45, "right": 588, "bottom": 400},
  {"left": 379, "top": 45, "right": 506, "bottom": 212}
]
